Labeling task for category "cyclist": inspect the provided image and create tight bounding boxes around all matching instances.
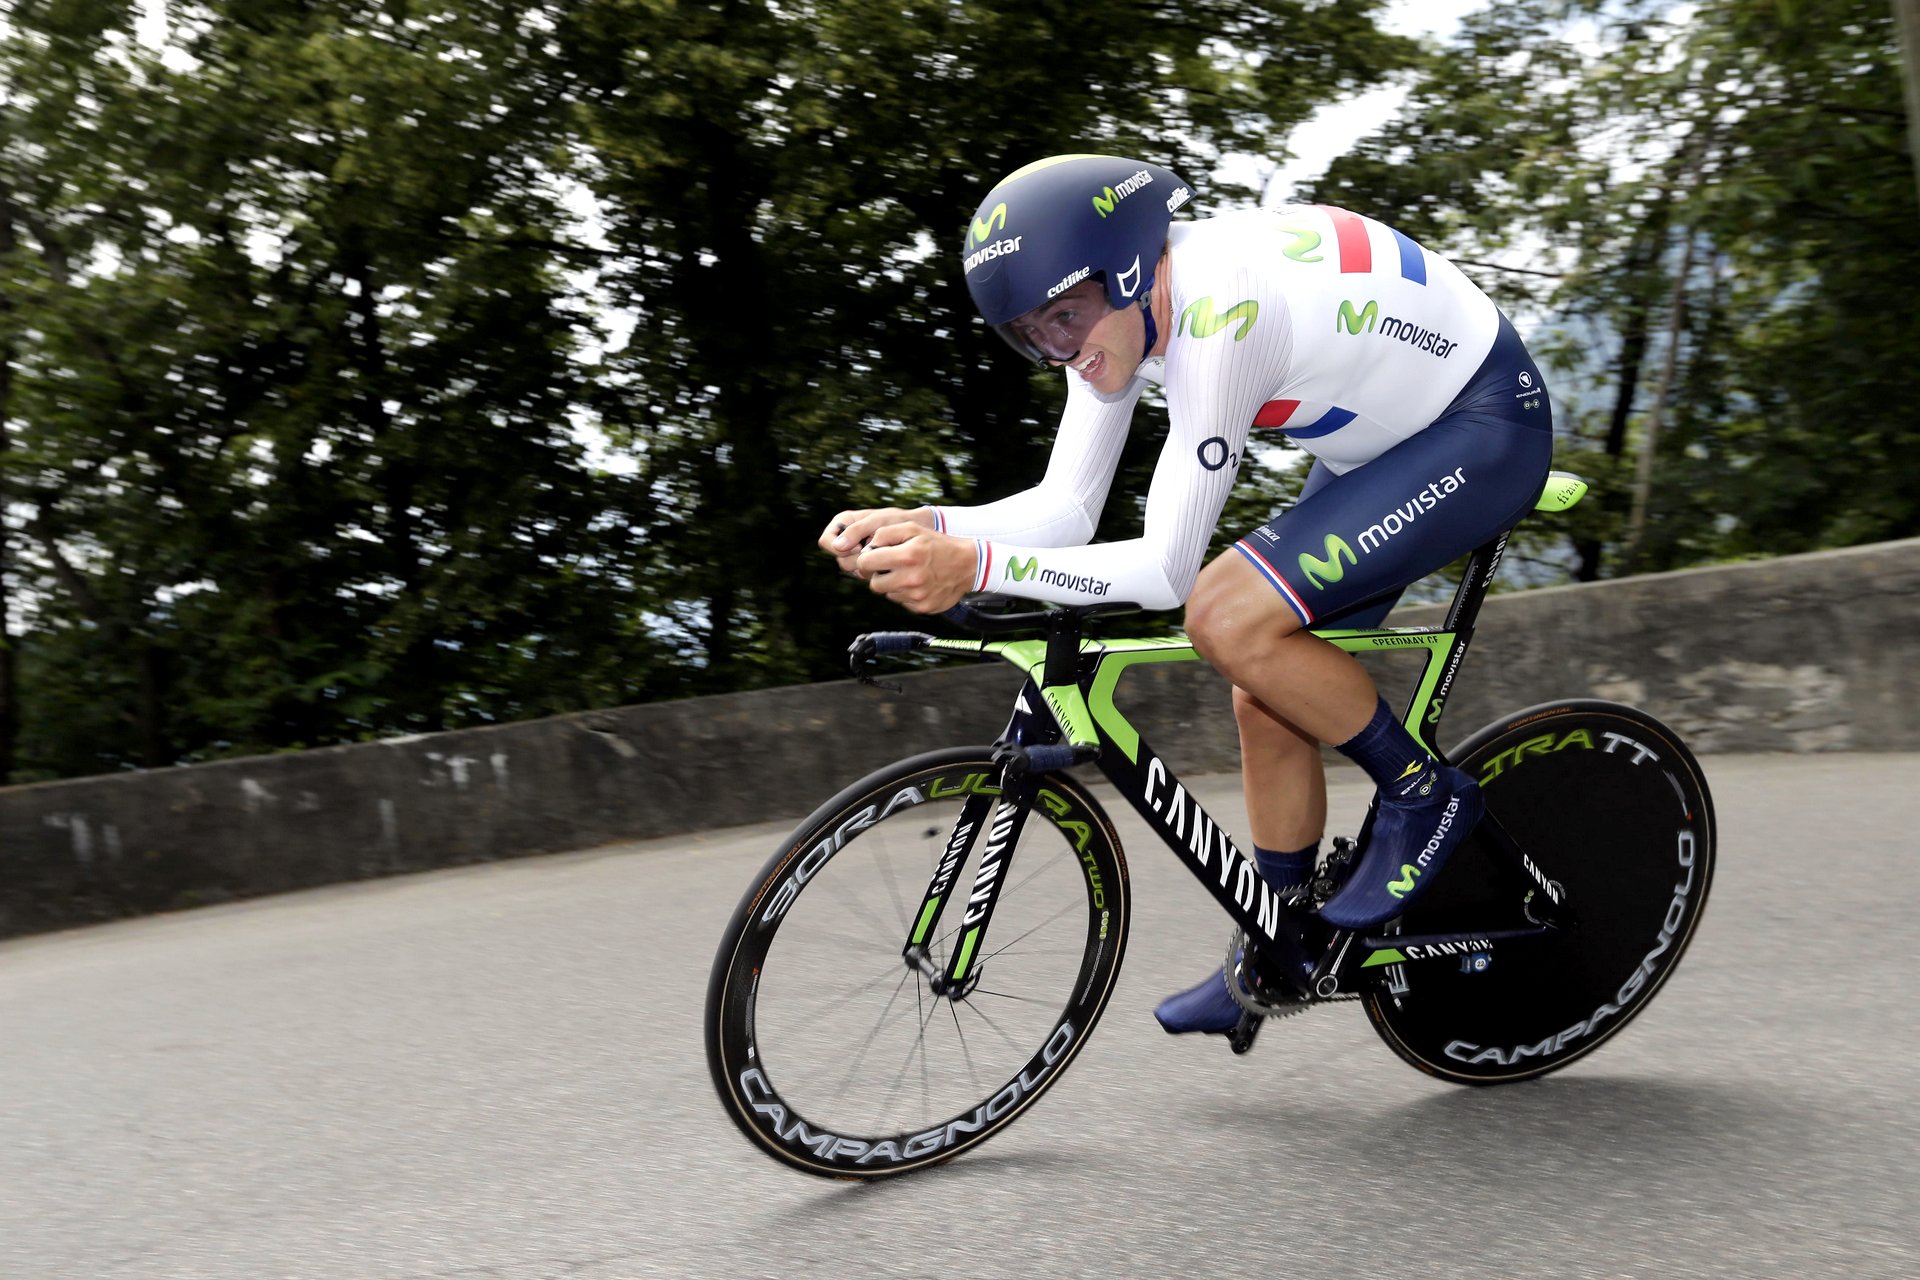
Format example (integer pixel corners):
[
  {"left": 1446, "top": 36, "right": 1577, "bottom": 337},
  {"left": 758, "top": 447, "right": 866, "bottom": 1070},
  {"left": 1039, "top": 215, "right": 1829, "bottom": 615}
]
[{"left": 819, "top": 153, "right": 1553, "bottom": 1038}]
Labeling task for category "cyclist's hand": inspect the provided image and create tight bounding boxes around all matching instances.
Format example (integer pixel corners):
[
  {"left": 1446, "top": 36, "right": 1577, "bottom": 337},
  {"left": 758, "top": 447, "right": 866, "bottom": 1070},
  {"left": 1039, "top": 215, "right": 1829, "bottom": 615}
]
[
  {"left": 857, "top": 524, "right": 974, "bottom": 614},
  {"left": 819, "top": 507, "right": 933, "bottom": 578}
]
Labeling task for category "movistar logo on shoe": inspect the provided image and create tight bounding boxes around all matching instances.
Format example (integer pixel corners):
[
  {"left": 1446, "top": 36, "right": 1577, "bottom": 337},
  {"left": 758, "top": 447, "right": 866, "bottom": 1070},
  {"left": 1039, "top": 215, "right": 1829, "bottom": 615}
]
[{"left": 1387, "top": 794, "right": 1463, "bottom": 897}]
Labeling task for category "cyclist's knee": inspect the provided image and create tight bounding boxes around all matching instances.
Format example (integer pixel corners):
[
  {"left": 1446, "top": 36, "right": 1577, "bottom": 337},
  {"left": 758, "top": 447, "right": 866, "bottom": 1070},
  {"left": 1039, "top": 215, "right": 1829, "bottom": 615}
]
[{"left": 1186, "top": 555, "right": 1299, "bottom": 668}]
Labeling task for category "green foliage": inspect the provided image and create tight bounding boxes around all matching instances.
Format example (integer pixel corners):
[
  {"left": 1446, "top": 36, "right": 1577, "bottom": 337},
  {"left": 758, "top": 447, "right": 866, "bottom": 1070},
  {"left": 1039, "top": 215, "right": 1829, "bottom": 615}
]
[
  {"left": 1, "top": 1, "right": 653, "bottom": 777},
  {"left": 4, "top": 0, "right": 1907, "bottom": 783},
  {"left": 553, "top": 0, "right": 1415, "bottom": 690},
  {"left": 1313, "top": 0, "right": 1919, "bottom": 578},
  {"left": 0, "top": 0, "right": 1414, "bottom": 778}
]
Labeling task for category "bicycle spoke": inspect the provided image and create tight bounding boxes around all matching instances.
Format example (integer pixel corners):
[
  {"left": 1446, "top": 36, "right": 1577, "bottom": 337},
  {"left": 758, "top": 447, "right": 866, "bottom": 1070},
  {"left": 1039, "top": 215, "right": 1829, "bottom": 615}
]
[
  {"left": 954, "top": 997, "right": 1029, "bottom": 1056},
  {"left": 872, "top": 836, "right": 921, "bottom": 935},
  {"left": 975, "top": 896, "right": 1082, "bottom": 964},
  {"left": 824, "top": 967, "right": 918, "bottom": 1108},
  {"left": 713, "top": 755, "right": 1126, "bottom": 1172}
]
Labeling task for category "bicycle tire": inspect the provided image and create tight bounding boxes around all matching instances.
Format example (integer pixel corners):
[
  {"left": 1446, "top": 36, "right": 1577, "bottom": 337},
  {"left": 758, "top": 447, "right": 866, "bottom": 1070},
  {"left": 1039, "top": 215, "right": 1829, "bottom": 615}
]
[
  {"left": 705, "top": 747, "right": 1130, "bottom": 1178},
  {"left": 1363, "top": 699, "right": 1715, "bottom": 1084}
]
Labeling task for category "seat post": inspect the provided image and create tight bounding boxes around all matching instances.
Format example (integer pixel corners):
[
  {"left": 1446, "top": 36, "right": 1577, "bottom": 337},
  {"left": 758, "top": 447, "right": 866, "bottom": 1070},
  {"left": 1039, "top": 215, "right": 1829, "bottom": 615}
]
[{"left": 1442, "top": 530, "right": 1512, "bottom": 635}]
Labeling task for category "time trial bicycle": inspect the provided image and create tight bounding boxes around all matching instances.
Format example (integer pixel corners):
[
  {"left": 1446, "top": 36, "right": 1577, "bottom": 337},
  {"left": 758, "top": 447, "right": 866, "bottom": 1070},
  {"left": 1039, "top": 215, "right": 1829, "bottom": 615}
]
[{"left": 705, "top": 471, "right": 1715, "bottom": 1178}]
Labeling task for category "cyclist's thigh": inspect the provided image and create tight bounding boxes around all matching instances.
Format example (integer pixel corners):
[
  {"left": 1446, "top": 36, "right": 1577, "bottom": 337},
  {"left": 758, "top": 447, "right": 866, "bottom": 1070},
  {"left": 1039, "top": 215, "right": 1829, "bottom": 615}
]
[
  {"left": 1233, "top": 417, "right": 1550, "bottom": 627},
  {"left": 1294, "top": 462, "right": 1399, "bottom": 629}
]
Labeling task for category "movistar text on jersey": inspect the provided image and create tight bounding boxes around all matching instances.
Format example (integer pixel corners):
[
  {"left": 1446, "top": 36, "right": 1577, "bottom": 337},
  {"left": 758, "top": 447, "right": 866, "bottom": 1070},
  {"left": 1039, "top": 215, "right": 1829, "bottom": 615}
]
[
  {"left": 1336, "top": 300, "right": 1461, "bottom": 359},
  {"left": 1007, "top": 567, "right": 1112, "bottom": 596},
  {"left": 1380, "top": 317, "right": 1459, "bottom": 359}
]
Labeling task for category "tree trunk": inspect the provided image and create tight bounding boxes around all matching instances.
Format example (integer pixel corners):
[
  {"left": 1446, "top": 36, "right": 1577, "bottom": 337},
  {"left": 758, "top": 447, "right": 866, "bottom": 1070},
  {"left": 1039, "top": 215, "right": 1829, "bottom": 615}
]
[
  {"left": 1621, "top": 226, "right": 1700, "bottom": 576},
  {"left": 1893, "top": 0, "right": 1920, "bottom": 219},
  {"left": 0, "top": 195, "right": 16, "bottom": 783},
  {"left": 1575, "top": 204, "right": 1669, "bottom": 581}
]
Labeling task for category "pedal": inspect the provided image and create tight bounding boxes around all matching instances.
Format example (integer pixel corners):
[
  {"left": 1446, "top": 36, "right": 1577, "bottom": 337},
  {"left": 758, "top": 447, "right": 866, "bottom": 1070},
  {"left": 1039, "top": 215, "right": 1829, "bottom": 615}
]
[
  {"left": 1227, "top": 1011, "right": 1263, "bottom": 1055},
  {"left": 1312, "top": 836, "right": 1359, "bottom": 901}
]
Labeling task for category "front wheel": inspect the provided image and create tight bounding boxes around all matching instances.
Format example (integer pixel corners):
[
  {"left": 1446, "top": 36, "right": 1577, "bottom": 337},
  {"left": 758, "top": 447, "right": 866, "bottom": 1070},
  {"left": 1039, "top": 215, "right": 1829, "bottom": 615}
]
[
  {"left": 1364, "top": 699, "right": 1716, "bottom": 1084},
  {"left": 705, "top": 748, "right": 1131, "bottom": 1178}
]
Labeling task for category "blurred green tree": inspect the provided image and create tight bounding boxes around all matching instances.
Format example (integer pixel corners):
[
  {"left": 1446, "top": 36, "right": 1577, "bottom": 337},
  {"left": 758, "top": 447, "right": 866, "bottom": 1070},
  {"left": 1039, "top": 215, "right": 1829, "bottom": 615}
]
[
  {"left": 1311, "top": 0, "right": 1919, "bottom": 580},
  {"left": 0, "top": 0, "right": 1417, "bottom": 779},
  {"left": 555, "top": 0, "right": 1418, "bottom": 690},
  {"left": 0, "top": 1, "right": 652, "bottom": 778}
]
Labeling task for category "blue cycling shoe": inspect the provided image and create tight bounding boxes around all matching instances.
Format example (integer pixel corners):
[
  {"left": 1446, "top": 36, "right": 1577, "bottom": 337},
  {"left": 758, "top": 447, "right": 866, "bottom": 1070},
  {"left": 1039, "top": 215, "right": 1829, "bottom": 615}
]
[
  {"left": 1319, "top": 766, "right": 1484, "bottom": 930},
  {"left": 1154, "top": 941, "right": 1318, "bottom": 1034},
  {"left": 1156, "top": 847, "right": 1317, "bottom": 1036},
  {"left": 1154, "top": 961, "right": 1246, "bottom": 1035}
]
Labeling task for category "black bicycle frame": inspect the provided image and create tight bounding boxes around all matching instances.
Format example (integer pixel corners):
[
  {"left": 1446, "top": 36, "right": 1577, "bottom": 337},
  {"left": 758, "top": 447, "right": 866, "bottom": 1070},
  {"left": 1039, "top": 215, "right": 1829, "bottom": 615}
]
[{"left": 885, "top": 529, "right": 1574, "bottom": 1001}]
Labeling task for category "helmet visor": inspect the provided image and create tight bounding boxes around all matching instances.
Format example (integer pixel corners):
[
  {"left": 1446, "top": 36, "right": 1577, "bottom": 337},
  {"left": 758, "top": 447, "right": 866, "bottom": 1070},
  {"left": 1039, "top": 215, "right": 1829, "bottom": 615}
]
[{"left": 990, "top": 277, "right": 1114, "bottom": 365}]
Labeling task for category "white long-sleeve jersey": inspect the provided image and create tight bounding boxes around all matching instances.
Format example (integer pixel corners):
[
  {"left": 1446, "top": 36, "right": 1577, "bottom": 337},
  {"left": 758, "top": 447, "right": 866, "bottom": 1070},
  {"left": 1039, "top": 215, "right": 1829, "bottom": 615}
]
[{"left": 930, "top": 206, "right": 1502, "bottom": 610}]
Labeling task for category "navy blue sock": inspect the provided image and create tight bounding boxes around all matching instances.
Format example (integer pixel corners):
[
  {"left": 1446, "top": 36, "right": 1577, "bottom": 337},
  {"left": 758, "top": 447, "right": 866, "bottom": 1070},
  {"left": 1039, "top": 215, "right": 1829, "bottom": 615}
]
[
  {"left": 1252, "top": 843, "right": 1317, "bottom": 891},
  {"left": 1336, "top": 698, "right": 1440, "bottom": 805}
]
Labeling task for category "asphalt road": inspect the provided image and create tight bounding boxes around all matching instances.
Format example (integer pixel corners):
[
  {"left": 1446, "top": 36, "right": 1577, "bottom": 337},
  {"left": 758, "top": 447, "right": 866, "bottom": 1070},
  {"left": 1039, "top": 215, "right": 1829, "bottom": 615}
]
[{"left": 2, "top": 753, "right": 1916, "bottom": 1279}]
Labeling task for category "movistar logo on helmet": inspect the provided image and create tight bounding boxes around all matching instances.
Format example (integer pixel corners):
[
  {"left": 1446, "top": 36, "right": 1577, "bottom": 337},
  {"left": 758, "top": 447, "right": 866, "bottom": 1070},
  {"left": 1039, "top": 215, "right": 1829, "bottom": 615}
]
[
  {"left": 1092, "top": 170, "right": 1154, "bottom": 218},
  {"left": 968, "top": 203, "right": 1008, "bottom": 248},
  {"left": 964, "top": 202, "right": 1026, "bottom": 272},
  {"left": 1178, "top": 297, "right": 1259, "bottom": 341},
  {"left": 1298, "top": 534, "right": 1356, "bottom": 589}
]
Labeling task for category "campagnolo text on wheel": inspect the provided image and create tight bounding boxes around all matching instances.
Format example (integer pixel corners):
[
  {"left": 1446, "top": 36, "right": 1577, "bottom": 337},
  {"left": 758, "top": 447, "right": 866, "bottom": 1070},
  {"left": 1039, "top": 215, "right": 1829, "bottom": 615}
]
[{"left": 706, "top": 153, "right": 1716, "bottom": 1178}]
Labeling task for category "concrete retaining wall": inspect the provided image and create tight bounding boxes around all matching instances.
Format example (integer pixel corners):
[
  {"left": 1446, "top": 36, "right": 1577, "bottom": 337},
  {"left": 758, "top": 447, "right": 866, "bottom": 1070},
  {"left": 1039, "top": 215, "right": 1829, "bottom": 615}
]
[{"left": 2, "top": 538, "right": 1915, "bottom": 939}]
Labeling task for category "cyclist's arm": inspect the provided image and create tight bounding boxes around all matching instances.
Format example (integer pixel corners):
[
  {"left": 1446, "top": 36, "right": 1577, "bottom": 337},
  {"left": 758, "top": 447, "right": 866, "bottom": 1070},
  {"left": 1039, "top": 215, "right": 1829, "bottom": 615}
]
[
  {"left": 927, "top": 374, "right": 1144, "bottom": 547},
  {"left": 972, "top": 273, "right": 1293, "bottom": 610}
]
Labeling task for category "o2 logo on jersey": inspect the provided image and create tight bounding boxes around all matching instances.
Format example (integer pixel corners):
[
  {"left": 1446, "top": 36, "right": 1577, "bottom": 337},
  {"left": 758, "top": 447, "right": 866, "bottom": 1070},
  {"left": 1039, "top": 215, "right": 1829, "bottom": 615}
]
[{"left": 1196, "top": 437, "right": 1239, "bottom": 473}]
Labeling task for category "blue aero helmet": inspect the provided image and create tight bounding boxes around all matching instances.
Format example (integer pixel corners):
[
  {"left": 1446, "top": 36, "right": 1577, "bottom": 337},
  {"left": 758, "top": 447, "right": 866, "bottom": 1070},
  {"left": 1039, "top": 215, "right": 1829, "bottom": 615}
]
[{"left": 962, "top": 154, "right": 1193, "bottom": 365}]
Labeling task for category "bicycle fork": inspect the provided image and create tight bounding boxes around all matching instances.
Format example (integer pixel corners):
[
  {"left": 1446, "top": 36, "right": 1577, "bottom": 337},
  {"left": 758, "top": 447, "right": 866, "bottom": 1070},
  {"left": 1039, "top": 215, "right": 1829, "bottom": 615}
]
[{"left": 899, "top": 683, "right": 1063, "bottom": 999}]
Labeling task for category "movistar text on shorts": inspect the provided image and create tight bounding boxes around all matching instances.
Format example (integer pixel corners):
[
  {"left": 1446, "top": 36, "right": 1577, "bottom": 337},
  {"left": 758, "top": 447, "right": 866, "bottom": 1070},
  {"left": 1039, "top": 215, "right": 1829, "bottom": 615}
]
[{"left": 1358, "top": 467, "right": 1469, "bottom": 555}]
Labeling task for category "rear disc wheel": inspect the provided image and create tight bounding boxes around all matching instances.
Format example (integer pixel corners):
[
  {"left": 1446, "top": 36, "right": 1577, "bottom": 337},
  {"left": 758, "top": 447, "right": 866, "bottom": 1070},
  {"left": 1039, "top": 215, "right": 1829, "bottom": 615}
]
[{"left": 1363, "top": 700, "right": 1715, "bottom": 1084}]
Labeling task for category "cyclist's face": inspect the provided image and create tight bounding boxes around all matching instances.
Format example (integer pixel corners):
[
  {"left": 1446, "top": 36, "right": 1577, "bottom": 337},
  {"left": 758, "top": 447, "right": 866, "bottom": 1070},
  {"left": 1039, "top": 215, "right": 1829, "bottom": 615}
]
[
  {"left": 1005, "top": 280, "right": 1113, "bottom": 364},
  {"left": 1005, "top": 280, "right": 1144, "bottom": 393}
]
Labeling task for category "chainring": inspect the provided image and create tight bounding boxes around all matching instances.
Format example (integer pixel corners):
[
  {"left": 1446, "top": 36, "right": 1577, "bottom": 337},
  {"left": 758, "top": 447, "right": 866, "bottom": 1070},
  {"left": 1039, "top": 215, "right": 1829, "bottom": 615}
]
[{"left": 1222, "top": 928, "right": 1316, "bottom": 1020}]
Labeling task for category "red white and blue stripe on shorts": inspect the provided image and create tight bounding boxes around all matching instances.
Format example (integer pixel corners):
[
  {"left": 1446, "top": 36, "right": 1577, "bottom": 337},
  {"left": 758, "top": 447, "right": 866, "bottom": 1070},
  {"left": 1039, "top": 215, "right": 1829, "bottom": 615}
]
[{"left": 1232, "top": 538, "right": 1314, "bottom": 626}]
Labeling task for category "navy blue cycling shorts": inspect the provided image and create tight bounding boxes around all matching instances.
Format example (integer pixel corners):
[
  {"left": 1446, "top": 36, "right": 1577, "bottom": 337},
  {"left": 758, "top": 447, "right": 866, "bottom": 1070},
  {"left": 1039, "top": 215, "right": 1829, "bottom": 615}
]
[{"left": 1232, "top": 313, "right": 1553, "bottom": 629}]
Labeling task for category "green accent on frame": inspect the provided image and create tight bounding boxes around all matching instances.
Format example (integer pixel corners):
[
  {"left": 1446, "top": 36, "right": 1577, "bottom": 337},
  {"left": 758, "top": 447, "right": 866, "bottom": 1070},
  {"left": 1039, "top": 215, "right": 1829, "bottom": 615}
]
[
  {"left": 1319, "top": 628, "right": 1457, "bottom": 752},
  {"left": 952, "top": 926, "right": 982, "bottom": 979},
  {"left": 1042, "top": 684, "right": 1101, "bottom": 749},
  {"left": 1362, "top": 948, "right": 1407, "bottom": 969},
  {"left": 1085, "top": 639, "right": 1205, "bottom": 763},
  {"left": 910, "top": 897, "right": 942, "bottom": 946}
]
